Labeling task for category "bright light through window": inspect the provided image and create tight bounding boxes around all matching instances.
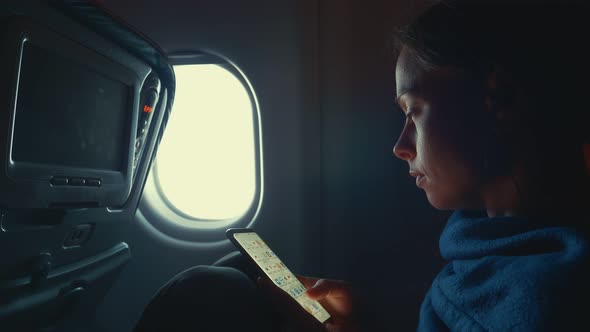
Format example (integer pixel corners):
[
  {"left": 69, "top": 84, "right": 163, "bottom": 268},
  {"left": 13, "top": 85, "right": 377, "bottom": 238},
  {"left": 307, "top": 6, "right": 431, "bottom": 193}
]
[{"left": 154, "top": 64, "right": 257, "bottom": 220}]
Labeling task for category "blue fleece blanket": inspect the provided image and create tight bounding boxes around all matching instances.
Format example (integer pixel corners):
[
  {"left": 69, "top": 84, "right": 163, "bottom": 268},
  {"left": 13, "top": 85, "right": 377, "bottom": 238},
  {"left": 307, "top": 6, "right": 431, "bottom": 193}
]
[{"left": 418, "top": 210, "right": 590, "bottom": 331}]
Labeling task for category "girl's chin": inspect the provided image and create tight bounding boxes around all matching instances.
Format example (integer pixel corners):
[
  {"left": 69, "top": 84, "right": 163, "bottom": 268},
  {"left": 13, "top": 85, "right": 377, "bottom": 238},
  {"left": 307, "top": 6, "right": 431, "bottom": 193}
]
[
  {"left": 426, "top": 189, "right": 483, "bottom": 211},
  {"left": 425, "top": 190, "right": 460, "bottom": 210}
]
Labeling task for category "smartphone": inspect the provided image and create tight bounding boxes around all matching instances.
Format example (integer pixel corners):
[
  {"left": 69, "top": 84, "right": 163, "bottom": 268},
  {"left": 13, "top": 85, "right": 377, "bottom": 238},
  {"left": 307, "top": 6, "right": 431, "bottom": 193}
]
[{"left": 226, "top": 228, "right": 332, "bottom": 325}]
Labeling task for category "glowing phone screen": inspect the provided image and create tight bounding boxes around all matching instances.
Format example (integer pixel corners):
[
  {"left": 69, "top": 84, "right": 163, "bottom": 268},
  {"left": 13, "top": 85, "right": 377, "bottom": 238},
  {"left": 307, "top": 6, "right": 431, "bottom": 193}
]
[{"left": 233, "top": 232, "right": 331, "bottom": 324}]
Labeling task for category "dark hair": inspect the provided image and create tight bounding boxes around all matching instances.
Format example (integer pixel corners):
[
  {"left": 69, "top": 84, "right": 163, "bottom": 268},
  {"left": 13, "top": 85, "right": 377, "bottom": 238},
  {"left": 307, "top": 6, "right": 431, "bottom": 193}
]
[{"left": 395, "top": 0, "right": 590, "bottom": 180}]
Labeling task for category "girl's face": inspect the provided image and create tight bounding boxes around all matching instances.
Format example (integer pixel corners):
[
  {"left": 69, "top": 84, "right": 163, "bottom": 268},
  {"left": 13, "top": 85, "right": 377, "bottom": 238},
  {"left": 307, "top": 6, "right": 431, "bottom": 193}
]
[{"left": 393, "top": 47, "right": 488, "bottom": 210}]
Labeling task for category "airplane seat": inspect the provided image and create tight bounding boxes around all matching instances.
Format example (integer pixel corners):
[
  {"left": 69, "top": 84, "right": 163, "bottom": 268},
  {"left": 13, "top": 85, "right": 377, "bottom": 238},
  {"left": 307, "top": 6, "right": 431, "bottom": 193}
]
[{"left": 0, "top": 1, "right": 174, "bottom": 331}]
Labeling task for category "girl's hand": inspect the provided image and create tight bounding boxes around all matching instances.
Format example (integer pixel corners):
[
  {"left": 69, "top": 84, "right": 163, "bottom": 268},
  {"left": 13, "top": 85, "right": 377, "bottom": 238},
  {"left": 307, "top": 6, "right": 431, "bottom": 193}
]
[
  {"left": 296, "top": 275, "right": 361, "bottom": 332},
  {"left": 258, "top": 274, "right": 362, "bottom": 332}
]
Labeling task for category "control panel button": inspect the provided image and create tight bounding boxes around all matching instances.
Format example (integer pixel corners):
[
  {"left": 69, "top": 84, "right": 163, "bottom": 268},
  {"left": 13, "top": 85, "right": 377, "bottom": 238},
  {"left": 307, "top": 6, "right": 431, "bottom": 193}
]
[
  {"left": 69, "top": 178, "right": 86, "bottom": 186},
  {"left": 86, "top": 179, "right": 101, "bottom": 187},
  {"left": 135, "top": 137, "right": 143, "bottom": 150},
  {"left": 146, "top": 90, "right": 158, "bottom": 107},
  {"left": 50, "top": 177, "right": 68, "bottom": 186}
]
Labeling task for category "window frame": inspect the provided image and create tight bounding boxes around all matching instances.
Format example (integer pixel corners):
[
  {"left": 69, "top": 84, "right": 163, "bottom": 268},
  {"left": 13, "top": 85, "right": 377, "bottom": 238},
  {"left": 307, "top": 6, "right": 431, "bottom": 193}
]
[{"left": 138, "top": 51, "right": 264, "bottom": 244}]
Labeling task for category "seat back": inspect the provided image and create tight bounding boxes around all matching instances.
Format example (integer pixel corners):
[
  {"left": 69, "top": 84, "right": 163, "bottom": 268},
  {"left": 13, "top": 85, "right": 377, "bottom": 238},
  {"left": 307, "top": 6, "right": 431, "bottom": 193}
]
[{"left": 0, "top": 2, "right": 174, "bottom": 331}]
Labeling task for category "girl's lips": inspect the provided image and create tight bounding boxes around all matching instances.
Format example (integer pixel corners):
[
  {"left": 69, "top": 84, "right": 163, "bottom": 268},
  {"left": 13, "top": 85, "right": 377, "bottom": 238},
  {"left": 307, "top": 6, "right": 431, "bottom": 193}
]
[
  {"left": 416, "top": 175, "right": 425, "bottom": 188},
  {"left": 409, "top": 170, "right": 425, "bottom": 188}
]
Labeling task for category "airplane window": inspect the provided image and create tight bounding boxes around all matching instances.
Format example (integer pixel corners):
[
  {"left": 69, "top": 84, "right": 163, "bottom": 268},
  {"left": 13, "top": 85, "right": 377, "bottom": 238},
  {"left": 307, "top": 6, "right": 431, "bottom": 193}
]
[{"left": 151, "top": 64, "right": 258, "bottom": 221}]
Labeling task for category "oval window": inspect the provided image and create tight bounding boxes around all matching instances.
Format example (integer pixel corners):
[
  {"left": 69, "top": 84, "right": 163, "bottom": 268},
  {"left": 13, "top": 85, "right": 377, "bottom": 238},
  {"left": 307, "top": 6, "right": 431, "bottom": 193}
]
[{"left": 150, "top": 63, "right": 260, "bottom": 223}]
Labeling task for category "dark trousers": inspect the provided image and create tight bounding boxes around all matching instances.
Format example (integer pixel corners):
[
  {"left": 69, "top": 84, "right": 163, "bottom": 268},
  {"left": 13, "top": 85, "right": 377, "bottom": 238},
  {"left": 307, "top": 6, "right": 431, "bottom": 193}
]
[{"left": 133, "top": 252, "right": 284, "bottom": 332}]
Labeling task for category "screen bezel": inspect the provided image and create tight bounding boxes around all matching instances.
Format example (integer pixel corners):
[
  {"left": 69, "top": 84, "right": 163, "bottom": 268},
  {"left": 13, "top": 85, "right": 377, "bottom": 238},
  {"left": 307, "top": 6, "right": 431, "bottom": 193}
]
[
  {"left": 11, "top": 39, "right": 132, "bottom": 172},
  {"left": 8, "top": 32, "right": 138, "bottom": 183}
]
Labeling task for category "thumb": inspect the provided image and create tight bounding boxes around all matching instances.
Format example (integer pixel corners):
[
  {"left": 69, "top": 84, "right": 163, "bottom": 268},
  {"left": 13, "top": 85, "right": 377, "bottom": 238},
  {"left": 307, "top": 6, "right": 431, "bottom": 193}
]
[
  {"left": 306, "top": 279, "right": 335, "bottom": 300},
  {"left": 306, "top": 279, "right": 351, "bottom": 301}
]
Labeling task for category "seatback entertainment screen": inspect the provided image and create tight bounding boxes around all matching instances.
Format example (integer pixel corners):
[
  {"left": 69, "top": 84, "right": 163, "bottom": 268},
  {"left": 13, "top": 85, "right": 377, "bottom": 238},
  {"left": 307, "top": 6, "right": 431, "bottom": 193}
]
[
  {"left": 11, "top": 41, "right": 130, "bottom": 171},
  {"left": 0, "top": 17, "right": 156, "bottom": 208}
]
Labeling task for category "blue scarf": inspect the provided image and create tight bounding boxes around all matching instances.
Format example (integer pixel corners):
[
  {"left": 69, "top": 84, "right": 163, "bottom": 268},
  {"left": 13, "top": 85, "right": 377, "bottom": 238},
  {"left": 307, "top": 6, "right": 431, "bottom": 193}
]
[{"left": 418, "top": 210, "right": 590, "bottom": 331}]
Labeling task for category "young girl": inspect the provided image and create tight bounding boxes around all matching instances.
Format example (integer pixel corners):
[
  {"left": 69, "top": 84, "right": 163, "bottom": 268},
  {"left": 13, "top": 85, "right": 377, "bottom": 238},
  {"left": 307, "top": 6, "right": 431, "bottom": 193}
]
[
  {"left": 294, "top": 1, "right": 590, "bottom": 331},
  {"left": 136, "top": 1, "right": 590, "bottom": 331}
]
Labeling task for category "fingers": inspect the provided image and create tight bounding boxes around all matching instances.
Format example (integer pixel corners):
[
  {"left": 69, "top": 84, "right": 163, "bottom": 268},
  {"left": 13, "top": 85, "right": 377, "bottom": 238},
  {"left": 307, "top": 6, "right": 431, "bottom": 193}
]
[
  {"left": 296, "top": 275, "right": 350, "bottom": 300},
  {"left": 305, "top": 279, "right": 350, "bottom": 300},
  {"left": 295, "top": 274, "right": 319, "bottom": 289},
  {"left": 257, "top": 276, "right": 327, "bottom": 331},
  {"left": 263, "top": 275, "right": 358, "bottom": 330}
]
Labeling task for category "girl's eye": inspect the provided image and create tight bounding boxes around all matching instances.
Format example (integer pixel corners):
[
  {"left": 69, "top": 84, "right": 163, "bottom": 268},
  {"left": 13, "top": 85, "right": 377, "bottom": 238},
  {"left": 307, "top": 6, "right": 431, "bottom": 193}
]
[{"left": 404, "top": 111, "right": 415, "bottom": 127}]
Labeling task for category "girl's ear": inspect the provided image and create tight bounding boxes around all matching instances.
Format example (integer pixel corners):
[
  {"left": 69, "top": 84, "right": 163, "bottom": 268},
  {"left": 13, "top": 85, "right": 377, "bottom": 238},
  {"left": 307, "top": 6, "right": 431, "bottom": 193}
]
[
  {"left": 483, "top": 65, "right": 525, "bottom": 139},
  {"left": 485, "top": 66, "right": 517, "bottom": 115},
  {"left": 583, "top": 143, "right": 590, "bottom": 175}
]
